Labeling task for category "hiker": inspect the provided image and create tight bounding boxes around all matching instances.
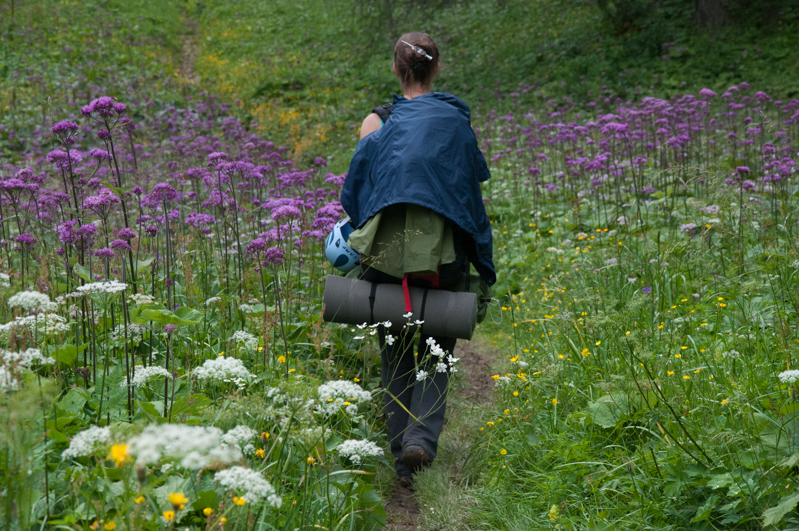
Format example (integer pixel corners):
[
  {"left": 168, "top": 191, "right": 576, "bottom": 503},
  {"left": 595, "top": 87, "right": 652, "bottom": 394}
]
[{"left": 340, "top": 32, "right": 495, "bottom": 487}]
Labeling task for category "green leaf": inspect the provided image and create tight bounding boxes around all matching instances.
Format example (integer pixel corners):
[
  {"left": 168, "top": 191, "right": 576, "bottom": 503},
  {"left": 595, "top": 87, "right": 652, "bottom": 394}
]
[
  {"left": 707, "top": 473, "right": 734, "bottom": 490},
  {"left": 587, "top": 393, "right": 631, "bottom": 429},
  {"left": 55, "top": 345, "right": 78, "bottom": 366},
  {"left": 691, "top": 494, "right": 719, "bottom": 522},
  {"left": 59, "top": 388, "right": 88, "bottom": 415},
  {"left": 170, "top": 395, "right": 211, "bottom": 417},
  {"left": 763, "top": 490, "right": 799, "bottom": 527},
  {"left": 136, "top": 257, "right": 154, "bottom": 271},
  {"left": 74, "top": 264, "right": 91, "bottom": 282},
  {"left": 102, "top": 182, "right": 125, "bottom": 197},
  {"left": 136, "top": 400, "right": 164, "bottom": 422},
  {"left": 191, "top": 490, "right": 217, "bottom": 513}
]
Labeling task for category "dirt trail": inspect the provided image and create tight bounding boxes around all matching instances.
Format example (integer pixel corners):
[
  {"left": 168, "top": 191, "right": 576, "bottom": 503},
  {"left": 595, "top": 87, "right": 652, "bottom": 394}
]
[
  {"left": 180, "top": 18, "right": 200, "bottom": 85},
  {"left": 383, "top": 339, "right": 494, "bottom": 530}
]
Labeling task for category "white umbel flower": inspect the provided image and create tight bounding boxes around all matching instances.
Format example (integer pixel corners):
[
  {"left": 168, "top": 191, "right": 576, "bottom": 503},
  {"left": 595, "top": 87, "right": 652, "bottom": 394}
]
[
  {"left": 74, "top": 280, "right": 127, "bottom": 295},
  {"left": 337, "top": 439, "right": 383, "bottom": 465},
  {"left": 62, "top": 426, "right": 111, "bottom": 459},
  {"left": 214, "top": 466, "right": 282, "bottom": 508},
  {"left": 123, "top": 366, "right": 172, "bottom": 388},
  {"left": 194, "top": 356, "right": 253, "bottom": 382},
  {"left": 779, "top": 370, "right": 799, "bottom": 384},
  {"left": 316, "top": 380, "right": 372, "bottom": 417},
  {"left": 128, "top": 424, "right": 241, "bottom": 469},
  {"left": 221, "top": 425, "right": 258, "bottom": 449},
  {"left": 8, "top": 290, "right": 57, "bottom": 312},
  {"left": 232, "top": 330, "right": 259, "bottom": 351}
]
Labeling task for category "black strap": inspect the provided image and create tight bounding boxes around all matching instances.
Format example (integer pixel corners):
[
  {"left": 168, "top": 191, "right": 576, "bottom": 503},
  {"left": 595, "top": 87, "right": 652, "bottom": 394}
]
[
  {"left": 368, "top": 282, "right": 378, "bottom": 325},
  {"left": 372, "top": 103, "right": 393, "bottom": 123},
  {"left": 418, "top": 288, "right": 430, "bottom": 332}
]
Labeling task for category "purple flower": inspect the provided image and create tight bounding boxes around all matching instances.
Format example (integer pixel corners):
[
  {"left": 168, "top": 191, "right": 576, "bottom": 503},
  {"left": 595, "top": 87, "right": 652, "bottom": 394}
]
[
  {"left": 150, "top": 182, "right": 179, "bottom": 204},
  {"left": 117, "top": 227, "right": 137, "bottom": 240},
  {"left": 83, "top": 188, "right": 121, "bottom": 217},
  {"left": 208, "top": 152, "right": 228, "bottom": 166},
  {"left": 89, "top": 148, "right": 110, "bottom": 161},
  {"left": 110, "top": 239, "right": 133, "bottom": 252},
  {"left": 642, "top": 286, "right": 652, "bottom": 295},
  {"left": 144, "top": 226, "right": 159, "bottom": 236},
  {"left": 246, "top": 238, "right": 267, "bottom": 255},
  {"left": 164, "top": 324, "right": 177, "bottom": 334},
  {"left": 699, "top": 88, "right": 717, "bottom": 98},
  {"left": 271, "top": 205, "right": 302, "bottom": 221},
  {"left": 46, "top": 149, "right": 82, "bottom": 170},
  {"left": 51, "top": 121, "right": 79, "bottom": 136},
  {"left": 313, "top": 157, "right": 327, "bottom": 167},
  {"left": 87, "top": 96, "right": 117, "bottom": 118},
  {"left": 14, "top": 233, "right": 37, "bottom": 250},
  {"left": 736, "top": 166, "right": 750, "bottom": 175},
  {"left": 97, "top": 129, "right": 111, "bottom": 141},
  {"left": 263, "top": 246, "right": 285, "bottom": 266},
  {"left": 94, "top": 247, "right": 115, "bottom": 259}
]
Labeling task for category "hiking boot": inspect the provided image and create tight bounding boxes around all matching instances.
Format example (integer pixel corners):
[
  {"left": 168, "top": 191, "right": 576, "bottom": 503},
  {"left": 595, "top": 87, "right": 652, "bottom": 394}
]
[{"left": 401, "top": 445, "right": 430, "bottom": 474}]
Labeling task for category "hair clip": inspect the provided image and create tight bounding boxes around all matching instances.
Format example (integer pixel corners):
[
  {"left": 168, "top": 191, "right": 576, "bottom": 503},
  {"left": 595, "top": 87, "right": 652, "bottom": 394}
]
[{"left": 401, "top": 40, "right": 433, "bottom": 61}]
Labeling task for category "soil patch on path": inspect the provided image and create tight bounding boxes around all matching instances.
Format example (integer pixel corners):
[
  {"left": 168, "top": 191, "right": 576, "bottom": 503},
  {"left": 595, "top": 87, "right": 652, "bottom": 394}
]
[{"left": 383, "top": 338, "right": 495, "bottom": 530}]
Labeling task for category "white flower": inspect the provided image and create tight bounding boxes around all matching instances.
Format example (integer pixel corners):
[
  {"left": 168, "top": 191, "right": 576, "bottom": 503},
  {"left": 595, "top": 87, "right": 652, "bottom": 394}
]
[
  {"left": 194, "top": 356, "right": 253, "bottom": 382},
  {"left": 0, "top": 313, "right": 70, "bottom": 336},
  {"left": 111, "top": 323, "right": 146, "bottom": 344},
  {"left": 206, "top": 297, "right": 221, "bottom": 306},
  {"left": 382, "top": 321, "right": 392, "bottom": 328},
  {"left": 221, "top": 425, "right": 258, "bottom": 449},
  {"left": 62, "top": 426, "right": 111, "bottom": 459},
  {"left": 316, "top": 380, "right": 372, "bottom": 417},
  {"left": 385, "top": 334, "right": 395, "bottom": 346},
  {"left": 0, "top": 273, "right": 10, "bottom": 288},
  {"left": 129, "top": 293, "right": 155, "bottom": 305},
  {"left": 605, "top": 258, "right": 618, "bottom": 266},
  {"left": 416, "top": 370, "right": 428, "bottom": 381},
  {"left": 779, "top": 370, "right": 799, "bottom": 384},
  {"left": 353, "top": 336, "right": 365, "bottom": 340},
  {"left": 232, "top": 330, "right": 259, "bottom": 351},
  {"left": 337, "top": 439, "right": 383, "bottom": 465},
  {"left": 8, "top": 290, "right": 57, "bottom": 312},
  {"left": 1, "top": 348, "right": 55, "bottom": 368},
  {"left": 448, "top": 355, "right": 461, "bottom": 366},
  {"left": 214, "top": 466, "right": 281, "bottom": 508},
  {"left": 0, "top": 366, "right": 17, "bottom": 391},
  {"left": 436, "top": 362, "right": 448, "bottom": 373},
  {"left": 123, "top": 366, "right": 172, "bottom": 388},
  {"left": 403, "top": 312, "right": 413, "bottom": 319},
  {"left": 128, "top": 424, "right": 242, "bottom": 469},
  {"left": 74, "top": 281, "right": 127, "bottom": 295},
  {"left": 414, "top": 319, "right": 425, "bottom": 325}
]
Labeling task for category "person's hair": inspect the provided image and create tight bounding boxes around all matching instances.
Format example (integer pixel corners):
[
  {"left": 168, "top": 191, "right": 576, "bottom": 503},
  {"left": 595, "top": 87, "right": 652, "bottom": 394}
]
[{"left": 393, "top": 32, "right": 439, "bottom": 89}]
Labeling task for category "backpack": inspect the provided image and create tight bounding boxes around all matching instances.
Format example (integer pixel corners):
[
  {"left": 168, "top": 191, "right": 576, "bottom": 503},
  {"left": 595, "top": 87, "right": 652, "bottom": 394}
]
[{"left": 372, "top": 103, "right": 393, "bottom": 123}]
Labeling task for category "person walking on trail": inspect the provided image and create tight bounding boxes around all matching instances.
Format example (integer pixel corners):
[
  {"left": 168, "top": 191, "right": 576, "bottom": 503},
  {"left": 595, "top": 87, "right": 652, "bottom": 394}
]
[{"left": 341, "top": 32, "right": 496, "bottom": 487}]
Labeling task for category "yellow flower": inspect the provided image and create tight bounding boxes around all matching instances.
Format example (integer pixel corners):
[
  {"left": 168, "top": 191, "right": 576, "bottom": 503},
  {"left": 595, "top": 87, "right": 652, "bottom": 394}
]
[
  {"left": 220, "top": 517, "right": 227, "bottom": 524},
  {"left": 218, "top": 351, "right": 225, "bottom": 356},
  {"left": 667, "top": 371, "right": 675, "bottom": 376},
  {"left": 552, "top": 398, "right": 558, "bottom": 405},
  {"left": 104, "top": 523, "right": 116, "bottom": 531},
  {"left": 658, "top": 323, "right": 664, "bottom": 329},
  {"left": 90, "top": 522, "right": 99, "bottom": 530},
  {"left": 163, "top": 511, "right": 175, "bottom": 522},
  {"left": 681, "top": 346, "right": 687, "bottom": 350},
  {"left": 107, "top": 444, "right": 129, "bottom": 467},
  {"left": 717, "top": 297, "right": 724, "bottom": 301},
  {"left": 625, "top": 331, "right": 631, "bottom": 336},
  {"left": 674, "top": 354, "right": 681, "bottom": 359},
  {"left": 288, "top": 369, "right": 296, "bottom": 373},
  {"left": 557, "top": 354, "right": 564, "bottom": 359},
  {"left": 500, "top": 449, "right": 507, "bottom": 455},
  {"left": 683, "top": 375, "right": 690, "bottom": 380},
  {"left": 719, "top": 303, "right": 726, "bottom": 308},
  {"left": 255, "top": 448, "right": 265, "bottom": 458},
  {"left": 203, "top": 507, "right": 213, "bottom": 516},
  {"left": 260, "top": 432, "right": 270, "bottom": 440},
  {"left": 277, "top": 356, "right": 286, "bottom": 363},
  {"left": 721, "top": 398, "right": 729, "bottom": 406},
  {"left": 513, "top": 391, "right": 519, "bottom": 397},
  {"left": 504, "top": 409, "right": 510, "bottom": 415},
  {"left": 581, "top": 348, "right": 590, "bottom": 357},
  {"left": 134, "top": 496, "right": 145, "bottom": 504},
  {"left": 233, "top": 496, "right": 247, "bottom": 506},
  {"left": 169, "top": 493, "right": 189, "bottom": 508},
  {"left": 595, "top": 340, "right": 601, "bottom": 345},
  {"left": 353, "top": 377, "right": 360, "bottom": 382},
  {"left": 343, "top": 401, "right": 351, "bottom": 406},
  {"left": 307, "top": 456, "right": 316, "bottom": 465},
  {"left": 486, "top": 421, "right": 495, "bottom": 427}
]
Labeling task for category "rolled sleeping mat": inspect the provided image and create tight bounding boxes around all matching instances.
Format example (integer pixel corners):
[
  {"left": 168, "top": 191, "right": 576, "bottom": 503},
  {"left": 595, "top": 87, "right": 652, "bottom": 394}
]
[{"left": 322, "top": 275, "right": 478, "bottom": 340}]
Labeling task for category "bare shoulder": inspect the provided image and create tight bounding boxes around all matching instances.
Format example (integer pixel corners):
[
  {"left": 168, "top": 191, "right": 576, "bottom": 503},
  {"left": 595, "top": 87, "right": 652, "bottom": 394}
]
[{"left": 359, "top": 113, "right": 382, "bottom": 140}]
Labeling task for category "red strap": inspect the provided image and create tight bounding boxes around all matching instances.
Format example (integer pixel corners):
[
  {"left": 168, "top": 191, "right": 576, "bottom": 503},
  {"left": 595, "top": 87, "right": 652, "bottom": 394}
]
[{"left": 402, "top": 275, "right": 413, "bottom": 314}]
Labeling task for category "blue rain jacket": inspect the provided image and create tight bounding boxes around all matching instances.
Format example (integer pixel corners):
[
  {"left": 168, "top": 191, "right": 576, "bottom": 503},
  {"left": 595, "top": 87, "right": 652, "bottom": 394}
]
[{"left": 341, "top": 92, "right": 496, "bottom": 286}]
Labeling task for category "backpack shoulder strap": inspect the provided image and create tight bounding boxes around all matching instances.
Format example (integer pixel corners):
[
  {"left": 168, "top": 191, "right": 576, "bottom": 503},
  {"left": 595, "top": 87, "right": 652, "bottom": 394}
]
[{"left": 371, "top": 103, "right": 393, "bottom": 123}]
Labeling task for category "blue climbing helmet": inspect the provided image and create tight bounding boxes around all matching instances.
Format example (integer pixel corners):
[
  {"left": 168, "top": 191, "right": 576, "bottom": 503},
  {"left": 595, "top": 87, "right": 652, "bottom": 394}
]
[{"left": 325, "top": 216, "right": 361, "bottom": 272}]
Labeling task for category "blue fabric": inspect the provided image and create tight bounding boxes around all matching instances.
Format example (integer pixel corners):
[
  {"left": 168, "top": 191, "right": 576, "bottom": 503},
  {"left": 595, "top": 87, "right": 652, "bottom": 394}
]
[{"left": 341, "top": 92, "right": 495, "bottom": 286}]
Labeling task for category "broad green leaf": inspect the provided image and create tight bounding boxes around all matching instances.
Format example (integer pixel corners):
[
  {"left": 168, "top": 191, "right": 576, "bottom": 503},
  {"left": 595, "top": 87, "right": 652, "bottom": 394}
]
[
  {"left": 691, "top": 494, "right": 719, "bottom": 522},
  {"left": 763, "top": 490, "right": 799, "bottom": 527},
  {"left": 55, "top": 345, "right": 78, "bottom": 366}
]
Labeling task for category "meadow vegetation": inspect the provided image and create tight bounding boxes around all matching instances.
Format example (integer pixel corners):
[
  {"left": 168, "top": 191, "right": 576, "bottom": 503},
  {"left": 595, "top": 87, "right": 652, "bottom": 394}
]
[{"left": 1, "top": 0, "right": 799, "bottom": 529}]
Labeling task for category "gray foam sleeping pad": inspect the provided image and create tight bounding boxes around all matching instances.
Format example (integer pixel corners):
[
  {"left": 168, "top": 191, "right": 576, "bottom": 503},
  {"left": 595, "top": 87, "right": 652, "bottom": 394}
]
[{"left": 322, "top": 275, "right": 478, "bottom": 340}]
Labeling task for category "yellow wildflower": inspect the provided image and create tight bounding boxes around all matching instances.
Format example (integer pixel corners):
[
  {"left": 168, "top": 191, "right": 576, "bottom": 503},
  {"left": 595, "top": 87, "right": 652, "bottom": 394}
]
[
  {"left": 255, "top": 448, "right": 265, "bottom": 458},
  {"left": 163, "top": 511, "right": 175, "bottom": 522},
  {"left": 307, "top": 456, "right": 316, "bottom": 465},
  {"left": 169, "top": 493, "right": 189, "bottom": 508},
  {"left": 552, "top": 398, "right": 558, "bottom": 405},
  {"left": 203, "top": 507, "right": 213, "bottom": 516},
  {"left": 277, "top": 355, "right": 286, "bottom": 363},
  {"left": 500, "top": 449, "right": 507, "bottom": 455},
  {"left": 107, "top": 444, "right": 129, "bottom": 467},
  {"left": 104, "top": 523, "right": 116, "bottom": 531}
]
